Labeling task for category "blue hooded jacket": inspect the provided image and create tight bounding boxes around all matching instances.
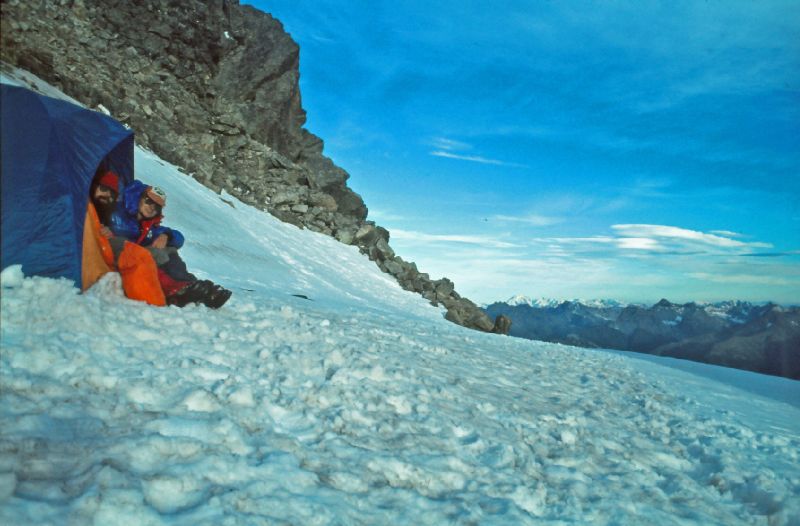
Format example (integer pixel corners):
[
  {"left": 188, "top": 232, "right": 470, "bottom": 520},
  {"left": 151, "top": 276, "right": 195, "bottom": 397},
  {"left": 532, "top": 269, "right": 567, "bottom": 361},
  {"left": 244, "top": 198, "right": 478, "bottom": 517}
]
[{"left": 109, "top": 180, "right": 184, "bottom": 248}]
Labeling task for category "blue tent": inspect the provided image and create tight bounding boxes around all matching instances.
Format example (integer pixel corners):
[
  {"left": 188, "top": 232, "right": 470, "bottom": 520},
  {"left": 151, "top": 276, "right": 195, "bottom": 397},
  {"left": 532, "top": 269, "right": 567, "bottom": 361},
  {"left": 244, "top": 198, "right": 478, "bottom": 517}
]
[{"left": 1, "top": 83, "right": 134, "bottom": 285}]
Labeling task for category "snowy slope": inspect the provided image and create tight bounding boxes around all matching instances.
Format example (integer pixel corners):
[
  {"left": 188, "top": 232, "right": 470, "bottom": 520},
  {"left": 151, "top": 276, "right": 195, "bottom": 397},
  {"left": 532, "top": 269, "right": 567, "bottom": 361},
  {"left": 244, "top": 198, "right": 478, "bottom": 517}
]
[{"left": 2, "top": 72, "right": 800, "bottom": 525}]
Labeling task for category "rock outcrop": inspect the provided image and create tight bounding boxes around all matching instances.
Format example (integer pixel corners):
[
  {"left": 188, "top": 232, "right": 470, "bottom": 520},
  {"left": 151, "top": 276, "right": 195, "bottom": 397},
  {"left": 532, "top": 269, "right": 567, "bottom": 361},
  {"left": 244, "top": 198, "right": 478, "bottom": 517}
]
[{"left": 1, "top": 0, "right": 504, "bottom": 333}]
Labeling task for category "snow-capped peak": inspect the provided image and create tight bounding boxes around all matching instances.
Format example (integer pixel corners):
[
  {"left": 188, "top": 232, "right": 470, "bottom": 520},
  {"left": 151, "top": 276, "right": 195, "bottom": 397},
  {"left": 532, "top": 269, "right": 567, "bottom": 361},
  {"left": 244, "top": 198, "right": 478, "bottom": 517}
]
[
  {"left": 502, "top": 296, "right": 626, "bottom": 309},
  {"left": 505, "top": 294, "right": 534, "bottom": 306}
]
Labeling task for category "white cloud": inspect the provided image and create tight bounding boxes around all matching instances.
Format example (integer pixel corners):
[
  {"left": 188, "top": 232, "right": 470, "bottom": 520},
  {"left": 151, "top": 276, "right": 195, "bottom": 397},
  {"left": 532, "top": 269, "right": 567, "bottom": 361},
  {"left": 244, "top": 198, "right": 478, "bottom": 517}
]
[
  {"left": 430, "top": 150, "right": 528, "bottom": 168},
  {"left": 689, "top": 273, "right": 797, "bottom": 287},
  {"left": 310, "top": 33, "right": 336, "bottom": 44},
  {"left": 611, "top": 224, "right": 772, "bottom": 250},
  {"left": 391, "top": 228, "right": 521, "bottom": 249},
  {"left": 530, "top": 225, "right": 775, "bottom": 260},
  {"left": 616, "top": 237, "right": 661, "bottom": 250},
  {"left": 526, "top": 236, "right": 618, "bottom": 259},
  {"left": 367, "top": 209, "right": 406, "bottom": 222},
  {"left": 430, "top": 137, "right": 471, "bottom": 151},
  {"left": 389, "top": 228, "right": 798, "bottom": 304},
  {"left": 546, "top": 236, "right": 616, "bottom": 244},
  {"left": 493, "top": 213, "right": 563, "bottom": 226},
  {"left": 710, "top": 230, "right": 744, "bottom": 238}
]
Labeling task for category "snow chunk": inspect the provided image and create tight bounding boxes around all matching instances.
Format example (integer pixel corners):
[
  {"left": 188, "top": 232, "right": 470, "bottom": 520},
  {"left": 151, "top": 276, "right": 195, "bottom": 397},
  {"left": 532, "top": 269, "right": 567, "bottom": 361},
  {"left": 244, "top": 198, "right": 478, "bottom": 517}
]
[
  {"left": 0, "top": 265, "right": 24, "bottom": 288},
  {"left": 182, "top": 389, "right": 221, "bottom": 412},
  {"left": 228, "top": 386, "right": 255, "bottom": 407},
  {"left": 367, "top": 458, "right": 466, "bottom": 498},
  {"left": 325, "top": 471, "right": 369, "bottom": 493},
  {"left": 559, "top": 430, "right": 577, "bottom": 445},
  {"left": 83, "top": 272, "right": 126, "bottom": 300},
  {"left": 386, "top": 395, "right": 413, "bottom": 415},
  {"left": 142, "top": 475, "right": 210, "bottom": 514},
  {"left": 510, "top": 485, "right": 547, "bottom": 517},
  {"left": 126, "top": 383, "right": 166, "bottom": 408}
]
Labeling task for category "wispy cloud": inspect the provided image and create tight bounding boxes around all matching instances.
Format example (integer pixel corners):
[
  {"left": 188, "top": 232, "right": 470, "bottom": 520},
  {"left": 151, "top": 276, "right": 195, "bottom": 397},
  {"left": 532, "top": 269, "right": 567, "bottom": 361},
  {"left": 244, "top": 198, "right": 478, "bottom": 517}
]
[
  {"left": 612, "top": 224, "right": 772, "bottom": 251},
  {"left": 367, "top": 209, "right": 407, "bottom": 222},
  {"left": 616, "top": 237, "right": 662, "bottom": 250},
  {"left": 741, "top": 252, "right": 798, "bottom": 258},
  {"left": 689, "top": 272, "right": 797, "bottom": 287},
  {"left": 310, "top": 33, "right": 336, "bottom": 44},
  {"left": 430, "top": 150, "right": 528, "bottom": 168},
  {"left": 388, "top": 226, "right": 798, "bottom": 304},
  {"left": 428, "top": 136, "right": 527, "bottom": 166},
  {"left": 529, "top": 225, "right": 775, "bottom": 260},
  {"left": 710, "top": 230, "right": 744, "bottom": 238},
  {"left": 492, "top": 213, "right": 563, "bottom": 226},
  {"left": 391, "top": 228, "right": 521, "bottom": 249},
  {"left": 430, "top": 137, "right": 471, "bottom": 151}
]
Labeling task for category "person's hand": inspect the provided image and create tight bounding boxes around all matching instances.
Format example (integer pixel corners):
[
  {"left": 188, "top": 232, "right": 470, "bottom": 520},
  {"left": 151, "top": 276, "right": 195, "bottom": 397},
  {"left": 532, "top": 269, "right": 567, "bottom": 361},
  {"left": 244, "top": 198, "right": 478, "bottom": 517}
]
[
  {"left": 152, "top": 234, "right": 169, "bottom": 249},
  {"left": 99, "top": 226, "right": 113, "bottom": 239}
]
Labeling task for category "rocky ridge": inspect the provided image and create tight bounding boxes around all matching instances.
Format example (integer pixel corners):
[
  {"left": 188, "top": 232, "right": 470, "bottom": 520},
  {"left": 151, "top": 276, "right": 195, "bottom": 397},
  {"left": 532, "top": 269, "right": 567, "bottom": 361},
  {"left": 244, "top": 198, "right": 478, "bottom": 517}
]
[
  {"left": 484, "top": 298, "right": 800, "bottom": 379},
  {"left": 0, "top": 0, "right": 505, "bottom": 333}
]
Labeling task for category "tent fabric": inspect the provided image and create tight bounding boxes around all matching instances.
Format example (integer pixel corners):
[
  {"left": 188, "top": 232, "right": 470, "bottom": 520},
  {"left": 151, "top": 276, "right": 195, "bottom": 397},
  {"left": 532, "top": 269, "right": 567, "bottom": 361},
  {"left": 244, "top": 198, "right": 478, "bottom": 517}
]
[
  {"left": 82, "top": 202, "right": 115, "bottom": 290},
  {"left": 81, "top": 201, "right": 166, "bottom": 306},
  {"left": 1, "top": 83, "right": 134, "bottom": 285}
]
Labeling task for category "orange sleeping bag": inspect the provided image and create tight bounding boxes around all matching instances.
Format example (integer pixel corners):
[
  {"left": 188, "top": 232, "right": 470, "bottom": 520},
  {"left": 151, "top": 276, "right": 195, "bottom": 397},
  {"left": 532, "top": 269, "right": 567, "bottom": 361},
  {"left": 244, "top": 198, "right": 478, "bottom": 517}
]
[{"left": 81, "top": 203, "right": 166, "bottom": 306}]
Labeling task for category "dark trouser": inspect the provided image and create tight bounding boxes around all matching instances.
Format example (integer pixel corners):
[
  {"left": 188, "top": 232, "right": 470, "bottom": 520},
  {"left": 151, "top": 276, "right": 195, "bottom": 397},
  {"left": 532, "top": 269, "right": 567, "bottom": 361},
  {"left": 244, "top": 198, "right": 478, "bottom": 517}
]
[
  {"left": 148, "top": 247, "right": 197, "bottom": 282},
  {"left": 108, "top": 237, "right": 126, "bottom": 263},
  {"left": 110, "top": 239, "right": 196, "bottom": 282}
]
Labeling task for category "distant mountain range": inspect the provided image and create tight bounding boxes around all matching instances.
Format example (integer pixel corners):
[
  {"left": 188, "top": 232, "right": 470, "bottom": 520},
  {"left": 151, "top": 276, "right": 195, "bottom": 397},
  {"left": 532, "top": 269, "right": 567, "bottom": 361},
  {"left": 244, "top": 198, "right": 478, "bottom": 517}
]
[{"left": 484, "top": 297, "right": 800, "bottom": 379}]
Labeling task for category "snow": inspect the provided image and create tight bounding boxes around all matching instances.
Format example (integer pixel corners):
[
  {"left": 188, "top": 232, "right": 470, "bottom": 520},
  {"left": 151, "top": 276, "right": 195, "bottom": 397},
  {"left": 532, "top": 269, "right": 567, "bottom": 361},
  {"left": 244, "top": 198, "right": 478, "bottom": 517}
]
[
  {"left": 2, "top": 70, "right": 800, "bottom": 525},
  {"left": 504, "top": 294, "right": 536, "bottom": 306},
  {"left": 501, "top": 295, "right": 629, "bottom": 309},
  {"left": 0, "top": 265, "right": 25, "bottom": 289}
]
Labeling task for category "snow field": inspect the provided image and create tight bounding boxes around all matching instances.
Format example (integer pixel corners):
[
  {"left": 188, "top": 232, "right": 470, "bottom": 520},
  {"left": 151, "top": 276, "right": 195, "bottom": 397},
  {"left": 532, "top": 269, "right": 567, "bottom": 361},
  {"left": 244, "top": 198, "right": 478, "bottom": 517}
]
[{"left": 2, "top": 265, "right": 799, "bottom": 525}]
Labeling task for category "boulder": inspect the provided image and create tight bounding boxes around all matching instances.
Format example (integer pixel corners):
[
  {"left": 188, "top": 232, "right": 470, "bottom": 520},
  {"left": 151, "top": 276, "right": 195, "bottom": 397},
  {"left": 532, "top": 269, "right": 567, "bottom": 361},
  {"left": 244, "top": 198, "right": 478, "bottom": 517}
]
[{"left": 491, "top": 315, "right": 512, "bottom": 335}]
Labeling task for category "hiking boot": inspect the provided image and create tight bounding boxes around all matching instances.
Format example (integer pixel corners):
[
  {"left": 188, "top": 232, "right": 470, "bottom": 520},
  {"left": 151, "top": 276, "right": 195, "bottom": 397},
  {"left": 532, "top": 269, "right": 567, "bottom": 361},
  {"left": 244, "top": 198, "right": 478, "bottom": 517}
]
[
  {"left": 166, "top": 280, "right": 216, "bottom": 307},
  {"left": 204, "top": 284, "right": 232, "bottom": 309}
]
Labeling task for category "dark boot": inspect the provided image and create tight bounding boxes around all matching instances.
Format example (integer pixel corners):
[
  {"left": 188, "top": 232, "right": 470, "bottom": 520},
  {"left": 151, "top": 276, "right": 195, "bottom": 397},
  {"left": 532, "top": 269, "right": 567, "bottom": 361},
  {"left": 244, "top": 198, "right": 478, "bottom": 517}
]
[
  {"left": 166, "top": 280, "right": 231, "bottom": 309},
  {"left": 167, "top": 280, "right": 216, "bottom": 307},
  {"left": 204, "top": 284, "right": 232, "bottom": 309}
]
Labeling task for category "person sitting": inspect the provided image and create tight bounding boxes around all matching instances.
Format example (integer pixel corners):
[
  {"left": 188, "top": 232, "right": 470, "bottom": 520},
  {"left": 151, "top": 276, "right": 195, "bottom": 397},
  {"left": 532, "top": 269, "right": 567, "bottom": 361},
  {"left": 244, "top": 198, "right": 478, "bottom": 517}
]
[
  {"left": 108, "top": 179, "right": 231, "bottom": 308},
  {"left": 84, "top": 169, "right": 166, "bottom": 306},
  {"left": 110, "top": 181, "right": 183, "bottom": 249},
  {"left": 90, "top": 169, "right": 119, "bottom": 228}
]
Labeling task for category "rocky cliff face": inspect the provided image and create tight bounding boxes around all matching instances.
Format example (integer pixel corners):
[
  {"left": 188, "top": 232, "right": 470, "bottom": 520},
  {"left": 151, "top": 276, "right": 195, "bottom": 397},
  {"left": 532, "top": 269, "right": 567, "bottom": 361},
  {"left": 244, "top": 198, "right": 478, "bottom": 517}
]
[
  {"left": 1, "top": 0, "right": 505, "bottom": 333},
  {"left": 484, "top": 299, "right": 800, "bottom": 379}
]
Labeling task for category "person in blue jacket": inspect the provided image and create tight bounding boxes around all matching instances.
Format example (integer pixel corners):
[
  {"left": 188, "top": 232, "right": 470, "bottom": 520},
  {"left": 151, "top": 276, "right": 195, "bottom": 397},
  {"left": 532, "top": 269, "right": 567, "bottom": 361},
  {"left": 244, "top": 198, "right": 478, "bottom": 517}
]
[
  {"left": 110, "top": 180, "right": 184, "bottom": 250},
  {"left": 108, "top": 179, "right": 231, "bottom": 308}
]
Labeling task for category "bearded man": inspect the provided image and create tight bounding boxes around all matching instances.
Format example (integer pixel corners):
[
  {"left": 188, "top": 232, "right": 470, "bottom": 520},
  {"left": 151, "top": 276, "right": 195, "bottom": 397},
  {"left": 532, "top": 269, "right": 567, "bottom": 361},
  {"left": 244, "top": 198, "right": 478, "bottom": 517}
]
[{"left": 89, "top": 169, "right": 119, "bottom": 230}]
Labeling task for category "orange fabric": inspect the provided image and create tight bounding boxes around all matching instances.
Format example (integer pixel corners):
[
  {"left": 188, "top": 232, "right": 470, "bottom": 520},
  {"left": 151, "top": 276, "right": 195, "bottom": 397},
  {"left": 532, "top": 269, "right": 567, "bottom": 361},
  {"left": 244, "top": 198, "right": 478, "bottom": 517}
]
[
  {"left": 81, "top": 203, "right": 166, "bottom": 306},
  {"left": 82, "top": 203, "right": 113, "bottom": 291},
  {"left": 117, "top": 242, "right": 166, "bottom": 306}
]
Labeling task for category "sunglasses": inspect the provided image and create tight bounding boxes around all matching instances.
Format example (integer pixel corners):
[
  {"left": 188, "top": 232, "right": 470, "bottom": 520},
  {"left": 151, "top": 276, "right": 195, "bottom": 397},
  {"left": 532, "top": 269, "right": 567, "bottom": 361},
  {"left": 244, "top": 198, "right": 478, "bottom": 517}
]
[{"left": 142, "top": 195, "right": 163, "bottom": 212}]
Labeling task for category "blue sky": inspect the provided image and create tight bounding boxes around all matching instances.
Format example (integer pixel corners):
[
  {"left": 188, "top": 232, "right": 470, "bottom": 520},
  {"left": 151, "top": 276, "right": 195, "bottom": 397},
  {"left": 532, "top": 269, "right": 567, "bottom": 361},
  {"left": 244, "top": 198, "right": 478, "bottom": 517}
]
[{"left": 249, "top": 1, "right": 800, "bottom": 305}]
